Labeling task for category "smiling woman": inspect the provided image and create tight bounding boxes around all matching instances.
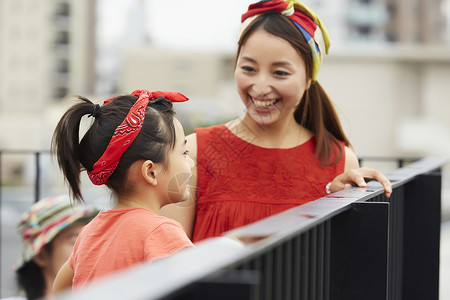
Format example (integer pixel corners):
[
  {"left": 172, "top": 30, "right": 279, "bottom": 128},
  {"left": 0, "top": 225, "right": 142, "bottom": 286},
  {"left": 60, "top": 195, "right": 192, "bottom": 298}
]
[{"left": 161, "top": 0, "right": 392, "bottom": 243}]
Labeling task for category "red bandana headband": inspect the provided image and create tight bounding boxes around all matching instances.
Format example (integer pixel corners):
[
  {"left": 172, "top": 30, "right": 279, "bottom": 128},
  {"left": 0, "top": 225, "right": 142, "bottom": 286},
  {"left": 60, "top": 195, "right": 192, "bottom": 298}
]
[
  {"left": 241, "top": 0, "right": 330, "bottom": 81},
  {"left": 87, "top": 89, "right": 188, "bottom": 186}
]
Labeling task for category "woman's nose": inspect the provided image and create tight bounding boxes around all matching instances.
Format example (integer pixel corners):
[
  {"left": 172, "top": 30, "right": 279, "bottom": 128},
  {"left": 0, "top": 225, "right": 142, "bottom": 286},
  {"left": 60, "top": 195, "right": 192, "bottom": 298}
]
[{"left": 252, "top": 74, "right": 271, "bottom": 96}]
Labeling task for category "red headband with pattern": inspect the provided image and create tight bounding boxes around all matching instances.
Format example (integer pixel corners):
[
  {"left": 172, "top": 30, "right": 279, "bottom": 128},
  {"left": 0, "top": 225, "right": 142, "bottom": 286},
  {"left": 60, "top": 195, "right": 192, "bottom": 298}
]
[{"left": 87, "top": 89, "right": 188, "bottom": 186}]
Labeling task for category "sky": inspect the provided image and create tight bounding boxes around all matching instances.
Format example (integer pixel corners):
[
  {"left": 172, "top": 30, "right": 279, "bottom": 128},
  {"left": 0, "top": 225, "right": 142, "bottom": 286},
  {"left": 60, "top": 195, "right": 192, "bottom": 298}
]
[
  {"left": 98, "top": 0, "right": 252, "bottom": 52},
  {"left": 95, "top": 0, "right": 254, "bottom": 93}
]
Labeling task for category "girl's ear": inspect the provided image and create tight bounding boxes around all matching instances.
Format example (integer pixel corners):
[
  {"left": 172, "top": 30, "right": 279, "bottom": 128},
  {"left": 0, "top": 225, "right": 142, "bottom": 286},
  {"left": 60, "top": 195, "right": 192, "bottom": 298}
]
[
  {"left": 32, "top": 249, "right": 50, "bottom": 268},
  {"left": 141, "top": 160, "right": 158, "bottom": 186}
]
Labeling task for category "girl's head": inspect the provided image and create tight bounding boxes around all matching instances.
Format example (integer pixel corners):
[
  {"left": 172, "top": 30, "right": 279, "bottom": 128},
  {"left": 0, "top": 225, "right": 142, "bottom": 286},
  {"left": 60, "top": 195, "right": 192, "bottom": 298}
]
[
  {"left": 52, "top": 90, "right": 191, "bottom": 202},
  {"left": 235, "top": 0, "right": 350, "bottom": 165}
]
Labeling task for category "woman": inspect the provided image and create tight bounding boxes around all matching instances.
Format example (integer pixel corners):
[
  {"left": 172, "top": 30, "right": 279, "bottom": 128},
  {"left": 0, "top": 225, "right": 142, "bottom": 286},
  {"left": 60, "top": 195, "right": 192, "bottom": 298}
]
[{"left": 162, "top": 0, "right": 391, "bottom": 242}]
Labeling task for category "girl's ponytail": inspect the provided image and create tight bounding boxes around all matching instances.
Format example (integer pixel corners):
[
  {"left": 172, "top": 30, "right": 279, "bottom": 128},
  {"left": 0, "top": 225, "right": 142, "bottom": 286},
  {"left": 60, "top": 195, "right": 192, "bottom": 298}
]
[
  {"left": 51, "top": 97, "right": 96, "bottom": 202},
  {"left": 294, "top": 81, "right": 351, "bottom": 166}
]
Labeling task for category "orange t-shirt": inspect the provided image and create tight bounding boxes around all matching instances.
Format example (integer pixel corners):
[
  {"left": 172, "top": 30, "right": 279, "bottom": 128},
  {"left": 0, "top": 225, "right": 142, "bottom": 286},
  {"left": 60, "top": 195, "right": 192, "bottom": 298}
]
[
  {"left": 69, "top": 207, "right": 193, "bottom": 289},
  {"left": 192, "top": 125, "right": 345, "bottom": 242}
]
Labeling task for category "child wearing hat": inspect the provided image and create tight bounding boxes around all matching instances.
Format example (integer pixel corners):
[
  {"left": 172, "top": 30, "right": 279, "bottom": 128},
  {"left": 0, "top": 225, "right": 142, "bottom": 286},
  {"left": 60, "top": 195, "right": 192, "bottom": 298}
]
[{"left": 13, "top": 195, "right": 99, "bottom": 300}]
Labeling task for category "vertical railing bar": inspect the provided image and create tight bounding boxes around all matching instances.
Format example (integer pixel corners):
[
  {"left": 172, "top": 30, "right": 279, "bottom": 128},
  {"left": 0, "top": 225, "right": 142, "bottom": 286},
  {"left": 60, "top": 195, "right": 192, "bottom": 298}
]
[
  {"left": 393, "top": 186, "right": 404, "bottom": 299},
  {"left": 35, "top": 152, "right": 41, "bottom": 203},
  {"left": 283, "top": 240, "right": 292, "bottom": 300},
  {"left": 250, "top": 255, "right": 262, "bottom": 300},
  {"left": 301, "top": 232, "right": 309, "bottom": 300},
  {"left": 309, "top": 227, "right": 317, "bottom": 300},
  {"left": 293, "top": 235, "right": 301, "bottom": 300},
  {"left": 390, "top": 188, "right": 397, "bottom": 300},
  {"left": 256, "top": 255, "right": 263, "bottom": 300},
  {"left": 273, "top": 246, "right": 282, "bottom": 300},
  {"left": 264, "top": 251, "right": 273, "bottom": 300},
  {"left": 324, "top": 220, "right": 331, "bottom": 300},
  {"left": 398, "top": 186, "right": 404, "bottom": 300},
  {"left": 317, "top": 223, "right": 325, "bottom": 300}
]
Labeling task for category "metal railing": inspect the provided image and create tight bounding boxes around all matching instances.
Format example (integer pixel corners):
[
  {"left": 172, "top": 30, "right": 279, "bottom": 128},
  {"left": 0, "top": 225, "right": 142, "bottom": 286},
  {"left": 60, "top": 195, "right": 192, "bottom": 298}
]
[
  {"left": 0, "top": 150, "right": 50, "bottom": 204},
  {"left": 49, "top": 157, "right": 446, "bottom": 300}
]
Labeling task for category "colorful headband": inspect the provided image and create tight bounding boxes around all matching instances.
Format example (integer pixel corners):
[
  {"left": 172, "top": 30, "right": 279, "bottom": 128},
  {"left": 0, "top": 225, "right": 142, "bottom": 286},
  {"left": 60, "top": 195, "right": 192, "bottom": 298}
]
[
  {"left": 241, "top": 0, "right": 330, "bottom": 81},
  {"left": 87, "top": 89, "right": 188, "bottom": 186}
]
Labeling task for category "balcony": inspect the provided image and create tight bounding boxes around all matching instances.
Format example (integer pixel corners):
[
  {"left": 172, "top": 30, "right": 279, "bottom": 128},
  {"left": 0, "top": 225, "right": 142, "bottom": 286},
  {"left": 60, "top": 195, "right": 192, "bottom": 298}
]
[{"left": 22, "top": 156, "right": 442, "bottom": 300}]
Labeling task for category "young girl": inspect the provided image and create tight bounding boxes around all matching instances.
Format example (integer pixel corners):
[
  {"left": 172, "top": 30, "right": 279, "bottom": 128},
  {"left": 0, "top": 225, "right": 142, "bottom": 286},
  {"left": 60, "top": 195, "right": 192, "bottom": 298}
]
[
  {"left": 162, "top": 0, "right": 392, "bottom": 241},
  {"left": 51, "top": 89, "right": 194, "bottom": 292}
]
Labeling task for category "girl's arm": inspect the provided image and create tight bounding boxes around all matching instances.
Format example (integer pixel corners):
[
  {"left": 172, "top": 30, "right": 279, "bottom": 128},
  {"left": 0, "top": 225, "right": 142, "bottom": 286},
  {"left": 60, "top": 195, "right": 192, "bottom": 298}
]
[
  {"left": 53, "top": 260, "right": 74, "bottom": 294},
  {"left": 160, "top": 132, "right": 198, "bottom": 238},
  {"left": 329, "top": 146, "right": 392, "bottom": 198}
]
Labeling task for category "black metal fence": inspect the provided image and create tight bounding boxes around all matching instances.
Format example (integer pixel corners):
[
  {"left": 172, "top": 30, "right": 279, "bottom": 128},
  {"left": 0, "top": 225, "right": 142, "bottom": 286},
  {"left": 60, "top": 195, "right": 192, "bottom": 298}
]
[
  {"left": 0, "top": 150, "right": 50, "bottom": 204},
  {"left": 47, "top": 157, "right": 445, "bottom": 300}
]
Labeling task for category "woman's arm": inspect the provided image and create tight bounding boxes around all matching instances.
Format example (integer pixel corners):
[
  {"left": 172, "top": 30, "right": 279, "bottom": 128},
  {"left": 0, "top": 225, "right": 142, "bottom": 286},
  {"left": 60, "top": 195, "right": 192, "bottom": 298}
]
[
  {"left": 160, "top": 133, "right": 198, "bottom": 238},
  {"left": 329, "top": 146, "right": 392, "bottom": 198},
  {"left": 53, "top": 260, "right": 74, "bottom": 294}
]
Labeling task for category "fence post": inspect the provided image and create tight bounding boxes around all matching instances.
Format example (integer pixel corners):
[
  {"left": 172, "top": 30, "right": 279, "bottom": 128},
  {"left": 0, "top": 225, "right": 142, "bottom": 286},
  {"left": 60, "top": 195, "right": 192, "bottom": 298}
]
[
  {"left": 329, "top": 202, "right": 390, "bottom": 300},
  {"left": 34, "top": 152, "right": 41, "bottom": 203},
  {"left": 401, "top": 172, "right": 441, "bottom": 300}
]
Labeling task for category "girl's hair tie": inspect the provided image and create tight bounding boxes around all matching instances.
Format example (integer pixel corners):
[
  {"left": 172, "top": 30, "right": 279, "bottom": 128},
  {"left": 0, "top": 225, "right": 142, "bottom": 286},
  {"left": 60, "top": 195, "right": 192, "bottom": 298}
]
[{"left": 89, "top": 104, "right": 100, "bottom": 118}]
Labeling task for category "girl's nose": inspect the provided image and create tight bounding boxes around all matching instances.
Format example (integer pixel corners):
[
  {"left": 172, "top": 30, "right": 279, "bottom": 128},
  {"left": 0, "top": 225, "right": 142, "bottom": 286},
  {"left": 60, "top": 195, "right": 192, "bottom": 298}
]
[{"left": 188, "top": 155, "right": 194, "bottom": 169}]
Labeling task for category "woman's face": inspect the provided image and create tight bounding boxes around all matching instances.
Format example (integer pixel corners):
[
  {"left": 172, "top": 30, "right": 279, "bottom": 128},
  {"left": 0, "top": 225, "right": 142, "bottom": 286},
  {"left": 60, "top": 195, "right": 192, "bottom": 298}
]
[{"left": 234, "top": 29, "right": 310, "bottom": 127}]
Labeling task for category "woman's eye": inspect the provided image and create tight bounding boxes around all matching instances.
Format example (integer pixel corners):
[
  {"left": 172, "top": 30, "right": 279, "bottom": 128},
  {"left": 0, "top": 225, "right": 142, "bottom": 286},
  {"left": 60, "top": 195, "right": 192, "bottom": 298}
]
[
  {"left": 183, "top": 150, "right": 190, "bottom": 155},
  {"left": 274, "top": 70, "right": 289, "bottom": 76},
  {"left": 241, "top": 66, "right": 254, "bottom": 72}
]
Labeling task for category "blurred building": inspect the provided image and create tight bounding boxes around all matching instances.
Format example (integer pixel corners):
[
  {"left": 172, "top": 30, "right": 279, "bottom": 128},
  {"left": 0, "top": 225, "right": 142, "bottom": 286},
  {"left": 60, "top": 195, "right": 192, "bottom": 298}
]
[
  {"left": 0, "top": 0, "right": 449, "bottom": 152},
  {"left": 305, "top": 0, "right": 447, "bottom": 45},
  {"left": 0, "top": 0, "right": 96, "bottom": 149},
  {"left": 385, "top": 0, "right": 447, "bottom": 44}
]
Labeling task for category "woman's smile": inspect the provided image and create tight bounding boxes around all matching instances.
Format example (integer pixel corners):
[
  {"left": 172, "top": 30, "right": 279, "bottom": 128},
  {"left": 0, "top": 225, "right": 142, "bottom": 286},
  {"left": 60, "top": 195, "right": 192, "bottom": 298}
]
[{"left": 251, "top": 96, "right": 281, "bottom": 112}]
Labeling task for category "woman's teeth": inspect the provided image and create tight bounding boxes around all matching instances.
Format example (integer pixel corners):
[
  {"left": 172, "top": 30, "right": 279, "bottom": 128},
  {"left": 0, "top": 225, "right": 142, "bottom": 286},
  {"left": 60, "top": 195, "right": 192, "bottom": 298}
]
[{"left": 253, "top": 99, "right": 279, "bottom": 109}]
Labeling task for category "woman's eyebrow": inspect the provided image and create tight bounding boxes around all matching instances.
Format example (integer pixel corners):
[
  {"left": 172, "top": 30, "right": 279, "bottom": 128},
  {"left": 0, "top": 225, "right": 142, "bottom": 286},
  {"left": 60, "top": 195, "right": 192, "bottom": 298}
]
[{"left": 272, "top": 61, "right": 293, "bottom": 67}]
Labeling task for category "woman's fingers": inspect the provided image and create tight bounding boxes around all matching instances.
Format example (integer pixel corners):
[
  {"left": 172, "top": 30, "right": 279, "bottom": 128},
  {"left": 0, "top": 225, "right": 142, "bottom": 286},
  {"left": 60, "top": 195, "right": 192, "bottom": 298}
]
[{"left": 331, "top": 168, "right": 392, "bottom": 198}]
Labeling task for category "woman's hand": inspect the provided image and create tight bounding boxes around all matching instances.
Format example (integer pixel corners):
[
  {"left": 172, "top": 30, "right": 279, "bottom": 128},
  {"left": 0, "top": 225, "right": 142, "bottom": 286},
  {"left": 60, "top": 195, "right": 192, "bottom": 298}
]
[{"left": 330, "top": 167, "right": 392, "bottom": 198}]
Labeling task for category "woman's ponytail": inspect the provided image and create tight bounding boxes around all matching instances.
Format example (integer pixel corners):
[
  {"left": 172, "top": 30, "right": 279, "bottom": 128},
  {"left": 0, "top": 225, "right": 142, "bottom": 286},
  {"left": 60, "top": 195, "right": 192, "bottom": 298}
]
[{"left": 294, "top": 81, "right": 351, "bottom": 166}]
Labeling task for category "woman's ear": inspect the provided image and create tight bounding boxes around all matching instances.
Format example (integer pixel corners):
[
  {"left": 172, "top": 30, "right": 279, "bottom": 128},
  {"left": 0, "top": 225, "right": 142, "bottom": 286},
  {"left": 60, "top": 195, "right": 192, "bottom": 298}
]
[
  {"left": 306, "top": 78, "right": 312, "bottom": 90},
  {"left": 141, "top": 160, "right": 158, "bottom": 186}
]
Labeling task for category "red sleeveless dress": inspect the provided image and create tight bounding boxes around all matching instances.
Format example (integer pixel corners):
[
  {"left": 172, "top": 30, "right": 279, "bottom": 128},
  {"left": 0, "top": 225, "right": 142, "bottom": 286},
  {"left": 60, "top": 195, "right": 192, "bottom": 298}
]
[{"left": 192, "top": 125, "right": 345, "bottom": 242}]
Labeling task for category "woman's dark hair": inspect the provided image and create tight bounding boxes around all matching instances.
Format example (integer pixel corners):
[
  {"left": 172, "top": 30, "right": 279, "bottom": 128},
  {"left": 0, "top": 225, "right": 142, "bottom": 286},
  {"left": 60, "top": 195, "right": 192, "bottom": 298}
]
[
  {"left": 236, "top": 13, "right": 351, "bottom": 166},
  {"left": 16, "top": 243, "right": 53, "bottom": 300},
  {"left": 51, "top": 95, "right": 176, "bottom": 202}
]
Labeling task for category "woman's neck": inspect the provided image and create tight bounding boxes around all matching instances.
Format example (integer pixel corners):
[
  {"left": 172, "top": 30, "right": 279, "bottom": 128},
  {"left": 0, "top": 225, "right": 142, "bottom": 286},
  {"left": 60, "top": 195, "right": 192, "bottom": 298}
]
[{"left": 226, "top": 114, "right": 312, "bottom": 149}]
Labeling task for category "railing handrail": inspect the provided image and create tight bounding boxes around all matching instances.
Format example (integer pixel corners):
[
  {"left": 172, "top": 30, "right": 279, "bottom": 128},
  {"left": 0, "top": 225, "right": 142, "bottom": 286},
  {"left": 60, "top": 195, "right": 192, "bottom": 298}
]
[{"left": 54, "top": 156, "right": 447, "bottom": 300}]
